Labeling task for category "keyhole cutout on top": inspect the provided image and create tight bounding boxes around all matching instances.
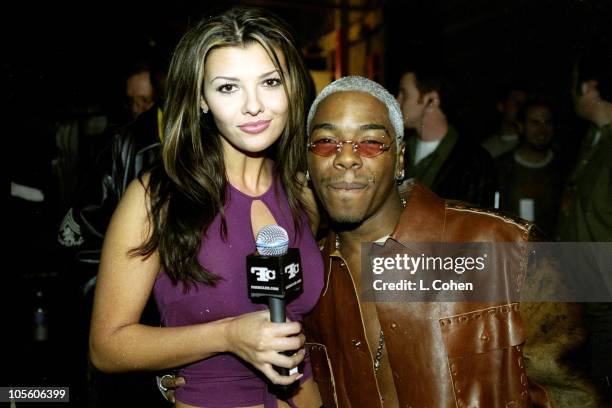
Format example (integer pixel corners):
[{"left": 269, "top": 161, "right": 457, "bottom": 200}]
[{"left": 251, "top": 200, "right": 278, "bottom": 241}]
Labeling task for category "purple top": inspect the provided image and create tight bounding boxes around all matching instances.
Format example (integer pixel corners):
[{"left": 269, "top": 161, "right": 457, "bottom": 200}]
[{"left": 153, "top": 175, "right": 324, "bottom": 407}]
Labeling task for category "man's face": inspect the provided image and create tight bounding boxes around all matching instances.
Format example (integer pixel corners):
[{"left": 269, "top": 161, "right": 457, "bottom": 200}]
[
  {"left": 307, "top": 91, "right": 402, "bottom": 226},
  {"left": 396, "top": 73, "right": 425, "bottom": 129},
  {"left": 523, "top": 105, "right": 553, "bottom": 150},
  {"left": 126, "top": 71, "right": 154, "bottom": 119}
]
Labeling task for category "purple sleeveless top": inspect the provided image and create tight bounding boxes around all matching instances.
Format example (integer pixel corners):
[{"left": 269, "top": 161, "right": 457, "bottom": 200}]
[{"left": 153, "top": 175, "right": 324, "bottom": 408}]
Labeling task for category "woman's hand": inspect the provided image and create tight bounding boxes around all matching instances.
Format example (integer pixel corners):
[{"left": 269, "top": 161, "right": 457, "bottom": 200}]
[{"left": 224, "top": 310, "right": 305, "bottom": 385}]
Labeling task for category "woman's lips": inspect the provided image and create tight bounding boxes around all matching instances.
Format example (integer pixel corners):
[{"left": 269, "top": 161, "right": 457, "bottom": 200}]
[{"left": 238, "top": 120, "right": 271, "bottom": 134}]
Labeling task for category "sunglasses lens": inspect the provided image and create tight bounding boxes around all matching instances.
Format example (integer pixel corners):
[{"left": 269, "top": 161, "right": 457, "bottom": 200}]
[
  {"left": 356, "top": 142, "right": 384, "bottom": 157},
  {"left": 310, "top": 141, "right": 338, "bottom": 156}
]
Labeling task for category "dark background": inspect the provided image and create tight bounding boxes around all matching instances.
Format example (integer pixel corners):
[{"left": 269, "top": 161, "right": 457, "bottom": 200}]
[
  {"left": 4, "top": 0, "right": 611, "bottom": 406},
  {"left": 5, "top": 0, "right": 611, "bottom": 123},
  {"left": 384, "top": 0, "right": 611, "bottom": 146}
]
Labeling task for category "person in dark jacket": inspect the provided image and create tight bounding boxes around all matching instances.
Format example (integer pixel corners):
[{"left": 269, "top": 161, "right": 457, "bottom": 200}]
[
  {"left": 558, "top": 51, "right": 612, "bottom": 403},
  {"left": 57, "top": 61, "right": 166, "bottom": 408},
  {"left": 58, "top": 57, "right": 167, "bottom": 256},
  {"left": 58, "top": 104, "right": 162, "bottom": 254},
  {"left": 396, "top": 67, "right": 498, "bottom": 208}
]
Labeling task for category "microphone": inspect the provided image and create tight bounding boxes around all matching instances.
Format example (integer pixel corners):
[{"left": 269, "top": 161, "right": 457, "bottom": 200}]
[{"left": 247, "top": 225, "right": 303, "bottom": 380}]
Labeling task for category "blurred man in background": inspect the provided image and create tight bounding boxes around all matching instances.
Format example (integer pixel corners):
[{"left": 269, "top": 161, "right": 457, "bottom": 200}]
[
  {"left": 496, "top": 97, "right": 566, "bottom": 237},
  {"left": 396, "top": 66, "right": 497, "bottom": 207},
  {"left": 557, "top": 52, "right": 612, "bottom": 403}
]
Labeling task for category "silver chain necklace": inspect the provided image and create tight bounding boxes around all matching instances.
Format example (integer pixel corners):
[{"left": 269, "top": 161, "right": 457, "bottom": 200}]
[{"left": 373, "top": 329, "right": 385, "bottom": 374}]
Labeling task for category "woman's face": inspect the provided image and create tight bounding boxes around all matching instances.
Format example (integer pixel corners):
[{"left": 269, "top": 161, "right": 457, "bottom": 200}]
[{"left": 202, "top": 43, "right": 289, "bottom": 154}]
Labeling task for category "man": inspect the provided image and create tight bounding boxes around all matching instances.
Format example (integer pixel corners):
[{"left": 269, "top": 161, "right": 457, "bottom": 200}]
[
  {"left": 303, "top": 76, "right": 598, "bottom": 407},
  {"left": 557, "top": 54, "right": 612, "bottom": 402},
  {"left": 58, "top": 59, "right": 167, "bottom": 251},
  {"left": 482, "top": 85, "right": 528, "bottom": 158},
  {"left": 557, "top": 56, "right": 612, "bottom": 243},
  {"left": 57, "top": 59, "right": 167, "bottom": 407},
  {"left": 396, "top": 68, "right": 497, "bottom": 207},
  {"left": 496, "top": 97, "right": 566, "bottom": 237}
]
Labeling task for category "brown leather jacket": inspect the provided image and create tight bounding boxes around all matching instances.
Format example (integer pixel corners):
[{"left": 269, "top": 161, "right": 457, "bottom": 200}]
[{"left": 304, "top": 182, "right": 557, "bottom": 407}]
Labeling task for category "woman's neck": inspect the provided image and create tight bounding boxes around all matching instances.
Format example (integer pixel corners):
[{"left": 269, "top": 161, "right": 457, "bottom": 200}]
[{"left": 222, "top": 139, "right": 272, "bottom": 196}]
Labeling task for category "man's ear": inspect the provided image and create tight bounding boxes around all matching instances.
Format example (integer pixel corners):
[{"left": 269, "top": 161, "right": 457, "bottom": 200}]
[{"left": 424, "top": 91, "right": 440, "bottom": 108}]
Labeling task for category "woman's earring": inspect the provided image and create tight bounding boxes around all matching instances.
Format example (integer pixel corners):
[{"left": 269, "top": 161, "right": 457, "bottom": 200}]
[
  {"left": 305, "top": 170, "right": 311, "bottom": 181},
  {"left": 201, "top": 106, "right": 209, "bottom": 114}
]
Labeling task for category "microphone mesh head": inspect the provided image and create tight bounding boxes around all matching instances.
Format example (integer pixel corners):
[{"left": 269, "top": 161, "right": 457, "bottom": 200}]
[{"left": 256, "top": 225, "right": 289, "bottom": 256}]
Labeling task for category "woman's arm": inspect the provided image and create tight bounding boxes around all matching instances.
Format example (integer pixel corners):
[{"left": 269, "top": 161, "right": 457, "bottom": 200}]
[{"left": 89, "top": 177, "right": 304, "bottom": 385}]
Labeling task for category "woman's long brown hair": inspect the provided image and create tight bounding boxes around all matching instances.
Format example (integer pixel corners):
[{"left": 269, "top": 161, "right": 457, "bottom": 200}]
[{"left": 130, "top": 6, "right": 314, "bottom": 290}]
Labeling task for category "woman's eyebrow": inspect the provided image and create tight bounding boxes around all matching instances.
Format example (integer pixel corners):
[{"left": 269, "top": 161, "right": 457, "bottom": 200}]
[
  {"left": 210, "top": 76, "right": 239, "bottom": 82},
  {"left": 210, "top": 70, "right": 280, "bottom": 83}
]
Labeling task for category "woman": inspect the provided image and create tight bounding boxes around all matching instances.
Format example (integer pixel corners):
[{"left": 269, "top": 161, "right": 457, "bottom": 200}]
[{"left": 89, "top": 6, "right": 324, "bottom": 408}]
